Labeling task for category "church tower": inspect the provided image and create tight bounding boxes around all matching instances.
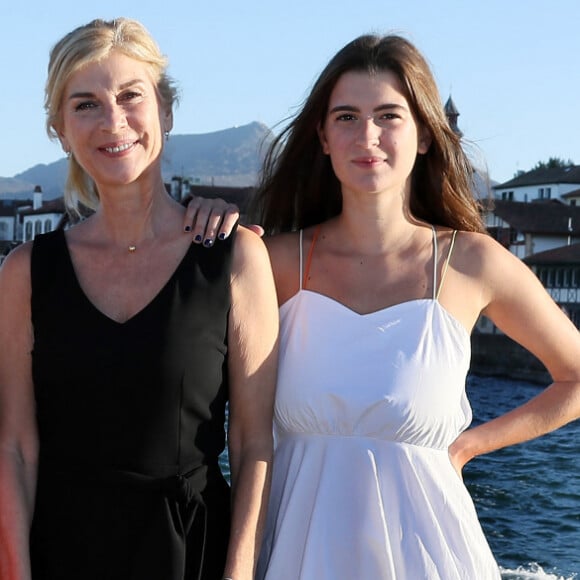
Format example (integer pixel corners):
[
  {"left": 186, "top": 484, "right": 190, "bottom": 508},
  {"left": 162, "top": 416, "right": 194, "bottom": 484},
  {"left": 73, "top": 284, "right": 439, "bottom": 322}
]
[{"left": 444, "top": 96, "right": 463, "bottom": 137}]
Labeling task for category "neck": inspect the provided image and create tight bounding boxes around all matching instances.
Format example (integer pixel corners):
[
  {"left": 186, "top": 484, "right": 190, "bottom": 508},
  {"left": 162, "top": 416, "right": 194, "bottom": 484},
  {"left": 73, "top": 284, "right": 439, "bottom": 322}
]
[
  {"left": 334, "top": 188, "right": 421, "bottom": 254},
  {"left": 92, "top": 182, "right": 181, "bottom": 251}
]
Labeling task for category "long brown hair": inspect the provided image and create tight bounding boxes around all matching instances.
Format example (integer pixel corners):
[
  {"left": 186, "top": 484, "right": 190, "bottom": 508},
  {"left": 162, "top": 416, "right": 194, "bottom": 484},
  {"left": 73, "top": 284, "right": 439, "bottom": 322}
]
[{"left": 251, "top": 34, "right": 485, "bottom": 234}]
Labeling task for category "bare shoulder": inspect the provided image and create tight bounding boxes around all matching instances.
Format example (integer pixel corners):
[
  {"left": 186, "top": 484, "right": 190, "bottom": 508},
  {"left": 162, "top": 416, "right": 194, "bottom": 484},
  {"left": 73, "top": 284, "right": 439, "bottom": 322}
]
[
  {"left": 0, "top": 242, "right": 33, "bottom": 291},
  {"left": 453, "top": 230, "right": 500, "bottom": 259},
  {"left": 230, "top": 226, "right": 277, "bottom": 298},
  {"left": 264, "top": 231, "right": 299, "bottom": 264},
  {"left": 231, "top": 225, "right": 270, "bottom": 265},
  {"left": 434, "top": 230, "right": 537, "bottom": 330},
  {"left": 451, "top": 230, "right": 523, "bottom": 279},
  {"left": 264, "top": 231, "right": 303, "bottom": 305}
]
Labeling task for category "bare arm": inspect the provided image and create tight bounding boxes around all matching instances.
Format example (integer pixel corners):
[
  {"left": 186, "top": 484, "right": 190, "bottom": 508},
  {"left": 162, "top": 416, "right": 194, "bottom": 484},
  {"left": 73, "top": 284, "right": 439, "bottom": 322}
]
[
  {"left": 223, "top": 227, "right": 278, "bottom": 579},
  {"left": 0, "top": 245, "right": 39, "bottom": 580},
  {"left": 449, "top": 236, "right": 580, "bottom": 472}
]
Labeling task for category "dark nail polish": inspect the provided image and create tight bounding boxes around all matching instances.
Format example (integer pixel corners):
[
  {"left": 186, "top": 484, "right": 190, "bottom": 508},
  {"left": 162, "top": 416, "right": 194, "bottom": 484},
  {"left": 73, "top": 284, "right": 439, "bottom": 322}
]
[
  {"left": 194, "top": 234, "right": 202, "bottom": 243},
  {"left": 184, "top": 225, "right": 192, "bottom": 232},
  {"left": 218, "top": 232, "right": 226, "bottom": 240},
  {"left": 203, "top": 238, "right": 214, "bottom": 247}
]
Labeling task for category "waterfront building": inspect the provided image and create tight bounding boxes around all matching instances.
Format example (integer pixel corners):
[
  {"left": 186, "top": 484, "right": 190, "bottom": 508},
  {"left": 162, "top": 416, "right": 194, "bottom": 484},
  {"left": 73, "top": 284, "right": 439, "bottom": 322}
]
[
  {"left": 524, "top": 243, "right": 580, "bottom": 328},
  {"left": 493, "top": 165, "right": 580, "bottom": 203}
]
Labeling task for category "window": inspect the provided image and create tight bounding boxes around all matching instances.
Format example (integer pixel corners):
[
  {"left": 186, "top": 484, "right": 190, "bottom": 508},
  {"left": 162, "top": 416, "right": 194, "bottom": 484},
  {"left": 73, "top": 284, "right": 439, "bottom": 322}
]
[
  {"left": 563, "top": 268, "right": 570, "bottom": 287},
  {"left": 25, "top": 222, "right": 32, "bottom": 241},
  {"left": 536, "top": 267, "right": 546, "bottom": 285},
  {"left": 44, "top": 219, "right": 52, "bottom": 233}
]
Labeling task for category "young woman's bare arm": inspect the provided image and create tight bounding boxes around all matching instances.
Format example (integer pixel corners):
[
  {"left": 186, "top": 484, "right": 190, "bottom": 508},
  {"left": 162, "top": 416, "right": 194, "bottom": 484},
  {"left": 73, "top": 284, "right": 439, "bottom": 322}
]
[{"left": 448, "top": 236, "right": 580, "bottom": 473}]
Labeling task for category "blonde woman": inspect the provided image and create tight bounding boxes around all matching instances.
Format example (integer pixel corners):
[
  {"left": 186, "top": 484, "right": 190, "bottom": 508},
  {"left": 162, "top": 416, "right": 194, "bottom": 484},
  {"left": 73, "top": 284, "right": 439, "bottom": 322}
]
[{"left": 0, "top": 18, "right": 278, "bottom": 580}]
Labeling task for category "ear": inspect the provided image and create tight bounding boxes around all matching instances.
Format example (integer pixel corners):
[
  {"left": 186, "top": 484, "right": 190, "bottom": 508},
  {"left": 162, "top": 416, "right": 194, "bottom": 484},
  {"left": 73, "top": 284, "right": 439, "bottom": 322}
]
[
  {"left": 317, "top": 122, "right": 330, "bottom": 155},
  {"left": 55, "top": 125, "right": 71, "bottom": 155},
  {"left": 417, "top": 125, "right": 432, "bottom": 155}
]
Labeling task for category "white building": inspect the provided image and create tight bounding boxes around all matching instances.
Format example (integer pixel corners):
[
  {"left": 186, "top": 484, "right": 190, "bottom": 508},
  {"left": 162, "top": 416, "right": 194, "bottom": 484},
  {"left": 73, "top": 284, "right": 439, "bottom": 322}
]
[
  {"left": 524, "top": 243, "right": 580, "bottom": 328},
  {"left": 493, "top": 165, "right": 580, "bottom": 203},
  {"left": 484, "top": 200, "right": 580, "bottom": 259},
  {"left": 19, "top": 186, "right": 65, "bottom": 242}
]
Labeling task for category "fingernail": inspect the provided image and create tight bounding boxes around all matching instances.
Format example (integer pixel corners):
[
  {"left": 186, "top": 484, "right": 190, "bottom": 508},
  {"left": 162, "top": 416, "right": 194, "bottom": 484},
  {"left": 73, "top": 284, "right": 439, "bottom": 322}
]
[
  {"left": 184, "top": 225, "right": 192, "bottom": 232},
  {"left": 218, "top": 232, "right": 226, "bottom": 240},
  {"left": 203, "top": 238, "right": 214, "bottom": 247},
  {"left": 194, "top": 234, "right": 202, "bottom": 243}
]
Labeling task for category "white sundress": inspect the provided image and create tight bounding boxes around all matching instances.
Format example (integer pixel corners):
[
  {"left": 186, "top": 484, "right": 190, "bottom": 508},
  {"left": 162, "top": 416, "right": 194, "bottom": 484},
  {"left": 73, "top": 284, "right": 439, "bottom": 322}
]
[{"left": 256, "top": 227, "right": 501, "bottom": 579}]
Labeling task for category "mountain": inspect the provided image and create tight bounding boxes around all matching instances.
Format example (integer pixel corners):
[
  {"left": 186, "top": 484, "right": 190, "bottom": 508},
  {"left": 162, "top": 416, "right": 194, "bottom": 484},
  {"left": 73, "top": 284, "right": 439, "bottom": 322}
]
[
  {"left": 162, "top": 122, "right": 273, "bottom": 185},
  {"left": 0, "top": 122, "right": 274, "bottom": 199}
]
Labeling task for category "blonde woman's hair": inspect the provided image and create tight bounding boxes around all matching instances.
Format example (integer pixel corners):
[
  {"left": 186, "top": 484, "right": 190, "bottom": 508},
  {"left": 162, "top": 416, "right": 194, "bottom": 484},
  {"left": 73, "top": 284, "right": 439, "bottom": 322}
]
[{"left": 45, "top": 18, "right": 178, "bottom": 217}]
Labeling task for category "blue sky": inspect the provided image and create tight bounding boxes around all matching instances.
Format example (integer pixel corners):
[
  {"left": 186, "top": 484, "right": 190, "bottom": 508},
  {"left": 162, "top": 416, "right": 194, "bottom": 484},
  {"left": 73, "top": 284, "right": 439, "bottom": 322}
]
[{"left": 1, "top": 0, "right": 578, "bottom": 183}]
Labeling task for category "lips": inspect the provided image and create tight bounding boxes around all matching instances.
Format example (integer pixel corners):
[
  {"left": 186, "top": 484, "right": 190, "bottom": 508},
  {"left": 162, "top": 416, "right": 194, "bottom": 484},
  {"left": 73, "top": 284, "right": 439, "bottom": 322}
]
[
  {"left": 100, "top": 141, "right": 137, "bottom": 154},
  {"left": 352, "top": 156, "right": 385, "bottom": 166}
]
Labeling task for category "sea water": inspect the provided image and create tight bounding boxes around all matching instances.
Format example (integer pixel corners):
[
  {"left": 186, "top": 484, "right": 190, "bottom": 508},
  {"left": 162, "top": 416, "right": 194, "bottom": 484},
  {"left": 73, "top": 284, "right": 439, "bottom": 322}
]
[{"left": 466, "top": 375, "right": 579, "bottom": 579}]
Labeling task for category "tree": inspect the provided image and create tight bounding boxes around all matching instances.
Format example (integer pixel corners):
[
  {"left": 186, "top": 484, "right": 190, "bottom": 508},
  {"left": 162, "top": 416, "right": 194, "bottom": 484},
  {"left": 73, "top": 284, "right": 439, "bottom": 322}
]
[{"left": 531, "top": 157, "right": 575, "bottom": 171}]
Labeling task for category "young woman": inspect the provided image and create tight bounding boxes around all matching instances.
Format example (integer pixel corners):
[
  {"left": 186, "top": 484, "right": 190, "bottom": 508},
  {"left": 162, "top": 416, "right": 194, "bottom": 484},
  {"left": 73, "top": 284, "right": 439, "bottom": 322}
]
[
  {"left": 0, "top": 18, "right": 278, "bottom": 580},
  {"left": 190, "top": 34, "right": 580, "bottom": 579}
]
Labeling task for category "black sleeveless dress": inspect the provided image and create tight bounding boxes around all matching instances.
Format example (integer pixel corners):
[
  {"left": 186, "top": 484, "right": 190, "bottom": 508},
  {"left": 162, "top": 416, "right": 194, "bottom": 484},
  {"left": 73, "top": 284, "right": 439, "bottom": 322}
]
[{"left": 29, "top": 229, "right": 234, "bottom": 580}]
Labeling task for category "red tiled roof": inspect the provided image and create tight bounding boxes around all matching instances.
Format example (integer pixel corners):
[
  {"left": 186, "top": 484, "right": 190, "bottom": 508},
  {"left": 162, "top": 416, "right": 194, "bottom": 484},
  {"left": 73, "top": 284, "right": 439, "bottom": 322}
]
[
  {"left": 523, "top": 243, "right": 580, "bottom": 265},
  {"left": 19, "top": 198, "right": 66, "bottom": 216},
  {"left": 494, "top": 165, "right": 580, "bottom": 189},
  {"left": 561, "top": 188, "right": 580, "bottom": 199},
  {"left": 489, "top": 200, "right": 580, "bottom": 235}
]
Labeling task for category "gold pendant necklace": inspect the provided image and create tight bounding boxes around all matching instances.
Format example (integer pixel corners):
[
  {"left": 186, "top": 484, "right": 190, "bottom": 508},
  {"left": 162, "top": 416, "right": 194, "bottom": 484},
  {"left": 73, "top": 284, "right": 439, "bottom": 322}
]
[{"left": 128, "top": 245, "right": 137, "bottom": 253}]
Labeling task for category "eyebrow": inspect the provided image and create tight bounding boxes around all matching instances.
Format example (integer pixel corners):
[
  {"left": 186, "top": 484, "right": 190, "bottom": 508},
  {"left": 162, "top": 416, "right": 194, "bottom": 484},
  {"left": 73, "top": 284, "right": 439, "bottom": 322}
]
[
  {"left": 328, "top": 103, "right": 408, "bottom": 114},
  {"left": 67, "top": 79, "right": 145, "bottom": 100}
]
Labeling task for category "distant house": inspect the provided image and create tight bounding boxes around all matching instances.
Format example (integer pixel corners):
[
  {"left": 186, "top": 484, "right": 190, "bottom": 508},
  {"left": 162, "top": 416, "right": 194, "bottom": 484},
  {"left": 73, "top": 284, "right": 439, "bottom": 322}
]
[
  {"left": 19, "top": 191, "right": 65, "bottom": 242},
  {"left": 493, "top": 165, "right": 580, "bottom": 203},
  {"left": 0, "top": 199, "right": 29, "bottom": 243},
  {"left": 484, "top": 199, "right": 580, "bottom": 258},
  {"left": 0, "top": 186, "right": 66, "bottom": 257},
  {"left": 524, "top": 243, "right": 580, "bottom": 328},
  {"left": 561, "top": 187, "right": 580, "bottom": 206}
]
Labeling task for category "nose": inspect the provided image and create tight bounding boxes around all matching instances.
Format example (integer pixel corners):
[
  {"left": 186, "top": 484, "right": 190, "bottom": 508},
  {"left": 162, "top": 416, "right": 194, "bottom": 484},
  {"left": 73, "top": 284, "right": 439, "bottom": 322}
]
[
  {"left": 355, "top": 115, "right": 381, "bottom": 146},
  {"left": 101, "top": 102, "right": 127, "bottom": 133}
]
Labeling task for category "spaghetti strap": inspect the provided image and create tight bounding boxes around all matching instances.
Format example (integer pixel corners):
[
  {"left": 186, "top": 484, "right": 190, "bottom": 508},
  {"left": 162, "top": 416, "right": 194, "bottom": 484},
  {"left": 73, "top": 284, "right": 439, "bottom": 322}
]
[
  {"left": 431, "top": 226, "right": 438, "bottom": 300},
  {"left": 436, "top": 230, "right": 458, "bottom": 300},
  {"left": 299, "top": 230, "right": 304, "bottom": 290},
  {"left": 302, "top": 226, "right": 321, "bottom": 290}
]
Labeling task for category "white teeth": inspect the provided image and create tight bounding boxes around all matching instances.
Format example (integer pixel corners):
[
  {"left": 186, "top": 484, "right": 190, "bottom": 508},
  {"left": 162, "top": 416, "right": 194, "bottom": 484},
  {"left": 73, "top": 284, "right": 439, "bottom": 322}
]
[{"left": 104, "top": 143, "right": 133, "bottom": 153}]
